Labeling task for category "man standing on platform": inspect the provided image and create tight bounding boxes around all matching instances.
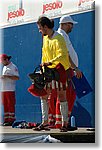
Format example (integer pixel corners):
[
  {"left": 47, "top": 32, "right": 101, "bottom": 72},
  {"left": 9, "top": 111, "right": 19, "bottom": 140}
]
[
  {"left": 48, "top": 15, "right": 82, "bottom": 129},
  {"left": 0, "top": 54, "right": 19, "bottom": 126},
  {"left": 58, "top": 15, "right": 82, "bottom": 118},
  {"left": 34, "top": 16, "right": 71, "bottom": 132}
]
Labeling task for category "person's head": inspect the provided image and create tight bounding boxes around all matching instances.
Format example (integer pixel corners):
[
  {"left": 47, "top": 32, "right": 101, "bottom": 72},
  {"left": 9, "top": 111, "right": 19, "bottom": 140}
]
[
  {"left": 37, "top": 16, "right": 54, "bottom": 36},
  {"left": 59, "top": 15, "right": 78, "bottom": 34},
  {"left": 0, "top": 54, "right": 11, "bottom": 66}
]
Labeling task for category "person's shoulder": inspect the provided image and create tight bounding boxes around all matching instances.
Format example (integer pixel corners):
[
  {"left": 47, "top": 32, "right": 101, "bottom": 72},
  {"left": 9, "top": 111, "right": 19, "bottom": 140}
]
[
  {"left": 58, "top": 28, "right": 66, "bottom": 35},
  {"left": 12, "top": 63, "right": 19, "bottom": 73},
  {"left": 55, "top": 32, "right": 65, "bottom": 42},
  {"left": 54, "top": 31, "right": 62, "bottom": 38},
  {"left": 10, "top": 62, "right": 18, "bottom": 69}
]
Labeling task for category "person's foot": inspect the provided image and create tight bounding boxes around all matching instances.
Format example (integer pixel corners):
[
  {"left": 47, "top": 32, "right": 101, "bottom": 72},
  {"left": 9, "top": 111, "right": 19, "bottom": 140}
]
[
  {"left": 3, "top": 122, "right": 13, "bottom": 126},
  {"left": 67, "top": 124, "right": 78, "bottom": 131},
  {"left": 48, "top": 121, "right": 56, "bottom": 128},
  {"left": 60, "top": 126, "right": 68, "bottom": 132}
]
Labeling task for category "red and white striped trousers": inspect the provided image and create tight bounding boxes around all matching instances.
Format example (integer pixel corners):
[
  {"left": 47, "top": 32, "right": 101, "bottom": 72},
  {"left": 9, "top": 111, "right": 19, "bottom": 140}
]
[{"left": 1, "top": 91, "right": 16, "bottom": 123}]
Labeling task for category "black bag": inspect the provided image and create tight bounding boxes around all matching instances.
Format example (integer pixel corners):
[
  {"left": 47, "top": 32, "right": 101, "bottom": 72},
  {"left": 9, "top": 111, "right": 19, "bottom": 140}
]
[
  {"left": 28, "top": 65, "right": 60, "bottom": 90},
  {"left": 28, "top": 66, "right": 45, "bottom": 90},
  {"left": 44, "top": 66, "right": 60, "bottom": 83}
]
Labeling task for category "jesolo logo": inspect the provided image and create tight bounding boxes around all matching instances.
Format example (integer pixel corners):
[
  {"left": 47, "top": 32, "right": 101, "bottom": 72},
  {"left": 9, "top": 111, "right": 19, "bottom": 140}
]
[
  {"left": 7, "top": 5, "right": 25, "bottom": 21},
  {"left": 42, "top": 0, "right": 63, "bottom": 14}
]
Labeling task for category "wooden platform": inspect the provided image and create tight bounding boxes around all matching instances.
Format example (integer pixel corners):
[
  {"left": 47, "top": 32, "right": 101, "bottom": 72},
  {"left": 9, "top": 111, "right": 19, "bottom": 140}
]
[{"left": 0, "top": 126, "right": 95, "bottom": 143}]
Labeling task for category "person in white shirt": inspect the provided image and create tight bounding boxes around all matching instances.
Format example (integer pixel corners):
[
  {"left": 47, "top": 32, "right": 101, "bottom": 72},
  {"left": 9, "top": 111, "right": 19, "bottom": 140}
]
[
  {"left": 58, "top": 15, "right": 82, "bottom": 122},
  {"left": 0, "top": 54, "right": 19, "bottom": 126},
  {"left": 57, "top": 15, "right": 82, "bottom": 78}
]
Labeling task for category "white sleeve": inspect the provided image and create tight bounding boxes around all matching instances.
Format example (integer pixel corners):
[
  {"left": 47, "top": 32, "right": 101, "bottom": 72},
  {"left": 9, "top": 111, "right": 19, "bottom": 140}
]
[
  {"left": 2, "top": 67, "right": 11, "bottom": 75},
  {"left": 68, "top": 40, "right": 79, "bottom": 67},
  {"left": 3, "top": 66, "right": 19, "bottom": 77},
  {"left": 65, "top": 36, "right": 79, "bottom": 67}
]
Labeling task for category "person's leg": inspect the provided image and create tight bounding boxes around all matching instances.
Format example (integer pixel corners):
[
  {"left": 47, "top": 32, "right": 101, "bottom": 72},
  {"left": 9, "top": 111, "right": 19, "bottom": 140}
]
[
  {"left": 1, "top": 92, "right": 9, "bottom": 124},
  {"left": 66, "top": 83, "right": 76, "bottom": 120},
  {"left": 55, "top": 98, "right": 62, "bottom": 129},
  {"left": 8, "top": 92, "right": 16, "bottom": 123},
  {"left": 33, "top": 87, "right": 51, "bottom": 131},
  {"left": 57, "top": 83, "right": 69, "bottom": 130},
  {"left": 48, "top": 90, "right": 56, "bottom": 127},
  {"left": 33, "top": 96, "right": 49, "bottom": 131},
  {"left": 40, "top": 94, "right": 49, "bottom": 125},
  {"left": 41, "top": 81, "right": 57, "bottom": 126},
  {"left": 66, "top": 69, "right": 77, "bottom": 121}
]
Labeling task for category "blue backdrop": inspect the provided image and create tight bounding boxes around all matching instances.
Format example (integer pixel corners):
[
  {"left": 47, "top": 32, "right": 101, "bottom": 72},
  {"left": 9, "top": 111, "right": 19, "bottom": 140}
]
[{"left": 2, "top": 10, "right": 95, "bottom": 127}]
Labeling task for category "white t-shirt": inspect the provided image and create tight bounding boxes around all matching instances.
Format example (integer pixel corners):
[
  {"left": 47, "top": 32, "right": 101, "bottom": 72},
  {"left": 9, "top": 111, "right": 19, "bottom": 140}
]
[
  {"left": 57, "top": 28, "right": 78, "bottom": 67},
  {"left": 0, "top": 62, "right": 19, "bottom": 92}
]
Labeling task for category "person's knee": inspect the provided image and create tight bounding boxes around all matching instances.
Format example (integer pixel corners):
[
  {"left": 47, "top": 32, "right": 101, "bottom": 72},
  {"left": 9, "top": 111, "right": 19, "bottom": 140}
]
[
  {"left": 58, "top": 89, "right": 66, "bottom": 102},
  {"left": 40, "top": 95, "right": 48, "bottom": 100},
  {"left": 40, "top": 87, "right": 51, "bottom": 100}
]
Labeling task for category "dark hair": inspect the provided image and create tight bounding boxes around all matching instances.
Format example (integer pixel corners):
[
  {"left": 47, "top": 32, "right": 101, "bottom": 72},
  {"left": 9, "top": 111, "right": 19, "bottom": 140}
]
[{"left": 37, "top": 16, "right": 54, "bottom": 29}]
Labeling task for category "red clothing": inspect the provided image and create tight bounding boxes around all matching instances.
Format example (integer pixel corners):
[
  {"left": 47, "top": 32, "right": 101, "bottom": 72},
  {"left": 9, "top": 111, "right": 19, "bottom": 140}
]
[
  {"left": 1, "top": 91, "right": 16, "bottom": 123},
  {"left": 48, "top": 69, "right": 76, "bottom": 128}
]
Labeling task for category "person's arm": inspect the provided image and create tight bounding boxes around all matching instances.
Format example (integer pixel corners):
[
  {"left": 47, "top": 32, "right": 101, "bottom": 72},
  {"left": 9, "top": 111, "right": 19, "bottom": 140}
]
[
  {"left": 69, "top": 55, "right": 82, "bottom": 78},
  {"left": 0, "top": 75, "right": 19, "bottom": 80}
]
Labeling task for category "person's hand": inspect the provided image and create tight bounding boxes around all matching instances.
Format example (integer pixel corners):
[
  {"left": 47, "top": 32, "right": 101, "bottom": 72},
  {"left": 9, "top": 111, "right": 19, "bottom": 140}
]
[
  {"left": 0, "top": 75, "right": 11, "bottom": 79},
  {"left": 0, "top": 75, "right": 19, "bottom": 80},
  {"left": 75, "top": 68, "right": 82, "bottom": 79},
  {"left": 40, "top": 62, "right": 52, "bottom": 67},
  {"left": 0, "top": 75, "right": 5, "bottom": 79}
]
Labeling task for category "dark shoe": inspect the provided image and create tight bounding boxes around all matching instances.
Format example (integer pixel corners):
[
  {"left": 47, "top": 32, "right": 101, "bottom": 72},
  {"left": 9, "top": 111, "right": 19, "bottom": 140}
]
[
  {"left": 48, "top": 121, "right": 56, "bottom": 129},
  {"left": 33, "top": 124, "right": 50, "bottom": 131},
  {"left": 67, "top": 124, "right": 78, "bottom": 131},
  {"left": 60, "top": 126, "right": 68, "bottom": 132},
  {"left": 3, "top": 122, "right": 13, "bottom": 126}
]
